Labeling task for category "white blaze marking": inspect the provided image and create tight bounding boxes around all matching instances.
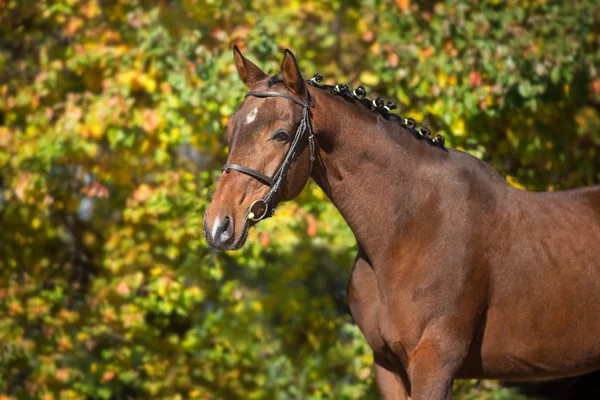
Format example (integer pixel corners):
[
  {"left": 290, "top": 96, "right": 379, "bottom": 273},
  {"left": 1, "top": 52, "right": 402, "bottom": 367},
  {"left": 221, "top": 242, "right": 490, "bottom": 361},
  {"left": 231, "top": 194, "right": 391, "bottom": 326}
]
[
  {"left": 246, "top": 107, "right": 258, "bottom": 125},
  {"left": 212, "top": 215, "right": 222, "bottom": 239}
]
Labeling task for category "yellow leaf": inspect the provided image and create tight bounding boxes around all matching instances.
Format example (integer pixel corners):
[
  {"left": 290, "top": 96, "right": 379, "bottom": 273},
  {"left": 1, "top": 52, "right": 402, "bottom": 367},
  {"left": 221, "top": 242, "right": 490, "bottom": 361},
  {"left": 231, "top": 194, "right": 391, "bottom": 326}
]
[
  {"left": 166, "top": 246, "right": 180, "bottom": 260},
  {"left": 83, "top": 232, "right": 96, "bottom": 246},
  {"left": 437, "top": 71, "right": 448, "bottom": 89},
  {"left": 452, "top": 119, "right": 466, "bottom": 137},
  {"left": 359, "top": 71, "right": 380, "bottom": 86},
  {"left": 89, "top": 123, "right": 103, "bottom": 139},
  {"left": 506, "top": 175, "right": 525, "bottom": 190},
  {"left": 251, "top": 301, "right": 263, "bottom": 312},
  {"left": 170, "top": 127, "right": 181, "bottom": 142}
]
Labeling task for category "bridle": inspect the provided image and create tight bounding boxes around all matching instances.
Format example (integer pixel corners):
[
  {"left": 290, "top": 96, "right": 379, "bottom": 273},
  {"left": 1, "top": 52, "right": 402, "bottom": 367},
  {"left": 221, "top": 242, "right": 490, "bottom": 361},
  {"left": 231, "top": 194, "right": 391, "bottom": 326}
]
[{"left": 222, "top": 90, "right": 315, "bottom": 222}]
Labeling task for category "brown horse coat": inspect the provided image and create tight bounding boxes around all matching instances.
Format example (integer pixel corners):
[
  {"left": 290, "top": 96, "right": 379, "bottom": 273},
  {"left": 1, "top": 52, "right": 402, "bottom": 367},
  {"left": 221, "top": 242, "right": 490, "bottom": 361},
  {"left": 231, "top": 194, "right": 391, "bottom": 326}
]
[{"left": 204, "top": 48, "right": 600, "bottom": 399}]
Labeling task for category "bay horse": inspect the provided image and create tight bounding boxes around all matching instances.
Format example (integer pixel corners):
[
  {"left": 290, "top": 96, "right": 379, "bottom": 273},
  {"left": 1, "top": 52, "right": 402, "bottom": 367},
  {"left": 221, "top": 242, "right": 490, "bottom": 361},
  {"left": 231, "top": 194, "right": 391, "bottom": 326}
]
[{"left": 203, "top": 47, "right": 600, "bottom": 399}]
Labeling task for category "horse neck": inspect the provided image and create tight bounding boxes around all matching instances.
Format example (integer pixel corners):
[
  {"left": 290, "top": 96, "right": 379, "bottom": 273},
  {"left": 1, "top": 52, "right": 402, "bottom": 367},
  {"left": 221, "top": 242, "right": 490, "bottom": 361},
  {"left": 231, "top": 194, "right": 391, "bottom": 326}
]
[{"left": 308, "top": 87, "right": 440, "bottom": 260}]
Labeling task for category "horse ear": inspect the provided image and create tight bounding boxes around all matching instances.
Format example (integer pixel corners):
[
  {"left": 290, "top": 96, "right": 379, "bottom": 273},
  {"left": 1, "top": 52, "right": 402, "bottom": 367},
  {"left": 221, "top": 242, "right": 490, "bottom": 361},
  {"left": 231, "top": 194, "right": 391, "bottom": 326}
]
[
  {"left": 233, "top": 45, "right": 267, "bottom": 88},
  {"left": 280, "top": 49, "right": 306, "bottom": 96}
]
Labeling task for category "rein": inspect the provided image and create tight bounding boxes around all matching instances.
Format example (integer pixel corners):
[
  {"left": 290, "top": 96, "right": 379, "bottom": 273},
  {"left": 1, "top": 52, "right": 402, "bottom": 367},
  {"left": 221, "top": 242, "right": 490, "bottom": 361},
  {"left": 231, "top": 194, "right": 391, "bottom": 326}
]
[{"left": 222, "top": 90, "right": 315, "bottom": 221}]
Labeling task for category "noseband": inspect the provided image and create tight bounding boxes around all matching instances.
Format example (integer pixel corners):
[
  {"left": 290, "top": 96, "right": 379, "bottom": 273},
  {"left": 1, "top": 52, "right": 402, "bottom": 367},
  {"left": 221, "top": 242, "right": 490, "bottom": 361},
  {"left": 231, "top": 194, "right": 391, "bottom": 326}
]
[{"left": 222, "top": 90, "right": 315, "bottom": 221}]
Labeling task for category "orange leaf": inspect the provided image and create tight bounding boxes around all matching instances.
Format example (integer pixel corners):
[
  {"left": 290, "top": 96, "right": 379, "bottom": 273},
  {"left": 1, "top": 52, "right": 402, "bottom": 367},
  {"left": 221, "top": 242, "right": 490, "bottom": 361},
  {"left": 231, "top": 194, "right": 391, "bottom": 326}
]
[
  {"left": 142, "top": 110, "right": 160, "bottom": 133},
  {"left": 102, "top": 370, "right": 115, "bottom": 382},
  {"left": 132, "top": 184, "right": 153, "bottom": 202},
  {"left": 56, "top": 368, "right": 70, "bottom": 382},
  {"left": 395, "top": 0, "right": 410, "bottom": 10},
  {"left": 259, "top": 232, "right": 270, "bottom": 247}
]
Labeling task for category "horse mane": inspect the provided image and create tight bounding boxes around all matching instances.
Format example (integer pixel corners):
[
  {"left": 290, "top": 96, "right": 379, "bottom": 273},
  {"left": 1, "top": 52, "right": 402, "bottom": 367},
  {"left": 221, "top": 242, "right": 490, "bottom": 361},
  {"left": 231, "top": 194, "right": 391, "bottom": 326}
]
[{"left": 267, "top": 73, "right": 446, "bottom": 150}]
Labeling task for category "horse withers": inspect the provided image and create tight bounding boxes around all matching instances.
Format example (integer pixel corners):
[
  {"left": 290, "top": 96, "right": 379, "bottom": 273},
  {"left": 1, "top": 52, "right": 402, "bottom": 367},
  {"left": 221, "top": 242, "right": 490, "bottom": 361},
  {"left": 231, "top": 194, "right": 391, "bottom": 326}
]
[{"left": 203, "top": 47, "right": 600, "bottom": 399}]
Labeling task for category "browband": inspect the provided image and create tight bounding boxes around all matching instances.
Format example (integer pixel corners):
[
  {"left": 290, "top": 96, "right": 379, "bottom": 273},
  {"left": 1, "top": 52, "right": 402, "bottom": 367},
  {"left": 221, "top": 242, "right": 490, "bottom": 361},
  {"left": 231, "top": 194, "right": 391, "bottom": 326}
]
[{"left": 244, "top": 91, "right": 309, "bottom": 108}]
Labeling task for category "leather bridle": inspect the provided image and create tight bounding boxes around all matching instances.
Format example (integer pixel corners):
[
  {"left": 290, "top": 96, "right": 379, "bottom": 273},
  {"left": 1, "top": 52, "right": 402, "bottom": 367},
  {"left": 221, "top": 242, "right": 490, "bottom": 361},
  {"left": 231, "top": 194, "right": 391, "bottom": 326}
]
[{"left": 222, "top": 90, "right": 315, "bottom": 222}]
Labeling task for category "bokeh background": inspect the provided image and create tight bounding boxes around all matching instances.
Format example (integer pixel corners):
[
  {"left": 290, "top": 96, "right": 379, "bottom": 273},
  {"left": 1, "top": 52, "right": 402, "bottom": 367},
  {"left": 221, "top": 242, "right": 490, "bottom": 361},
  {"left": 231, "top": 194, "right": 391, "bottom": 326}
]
[{"left": 1, "top": 0, "right": 600, "bottom": 399}]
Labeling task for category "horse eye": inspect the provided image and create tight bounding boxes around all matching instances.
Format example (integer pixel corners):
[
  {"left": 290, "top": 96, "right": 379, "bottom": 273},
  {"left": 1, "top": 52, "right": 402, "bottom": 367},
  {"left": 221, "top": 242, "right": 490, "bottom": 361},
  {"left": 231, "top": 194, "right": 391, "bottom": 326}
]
[{"left": 273, "top": 130, "right": 290, "bottom": 142}]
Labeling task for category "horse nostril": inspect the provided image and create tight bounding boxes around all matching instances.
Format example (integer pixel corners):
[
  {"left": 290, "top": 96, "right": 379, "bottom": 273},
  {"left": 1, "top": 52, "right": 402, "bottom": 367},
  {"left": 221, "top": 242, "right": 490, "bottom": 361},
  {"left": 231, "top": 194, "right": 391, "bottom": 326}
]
[
  {"left": 221, "top": 216, "right": 230, "bottom": 232},
  {"left": 218, "top": 216, "right": 233, "bottom": 243}
]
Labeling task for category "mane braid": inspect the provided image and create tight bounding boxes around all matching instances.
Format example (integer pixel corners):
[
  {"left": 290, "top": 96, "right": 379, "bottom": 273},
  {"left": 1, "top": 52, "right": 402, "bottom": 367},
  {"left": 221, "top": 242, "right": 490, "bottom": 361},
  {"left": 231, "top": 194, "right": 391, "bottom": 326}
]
[{"left": 308, "top": 74, "right": 446, "bottom": 150}]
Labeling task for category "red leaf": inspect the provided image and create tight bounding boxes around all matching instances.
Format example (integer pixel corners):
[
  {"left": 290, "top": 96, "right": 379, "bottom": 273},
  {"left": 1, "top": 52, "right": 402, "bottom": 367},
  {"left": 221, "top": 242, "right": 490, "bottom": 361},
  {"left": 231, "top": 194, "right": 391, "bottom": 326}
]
[{"left": 469, "top": 71, "right": 482, "bottom": 87}]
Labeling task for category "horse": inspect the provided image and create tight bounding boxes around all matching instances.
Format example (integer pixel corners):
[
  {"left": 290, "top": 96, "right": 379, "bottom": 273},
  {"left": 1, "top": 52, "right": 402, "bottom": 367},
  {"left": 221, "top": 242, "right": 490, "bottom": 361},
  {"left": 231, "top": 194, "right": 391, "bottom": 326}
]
[{"left": 203, "top": 46, "right": 600, "bottom": 399}]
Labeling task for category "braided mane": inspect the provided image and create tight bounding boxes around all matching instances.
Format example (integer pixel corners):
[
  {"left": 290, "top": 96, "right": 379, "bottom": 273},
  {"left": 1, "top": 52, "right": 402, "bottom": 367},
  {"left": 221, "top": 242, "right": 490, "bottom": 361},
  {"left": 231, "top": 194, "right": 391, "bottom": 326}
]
[{"left": 301, "top": 73, "right": 446, "bottom": 150}]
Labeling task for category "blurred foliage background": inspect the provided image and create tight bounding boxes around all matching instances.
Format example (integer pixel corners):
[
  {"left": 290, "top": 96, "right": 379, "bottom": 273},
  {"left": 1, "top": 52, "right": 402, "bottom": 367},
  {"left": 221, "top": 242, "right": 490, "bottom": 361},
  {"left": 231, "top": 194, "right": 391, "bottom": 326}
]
[{"left": 1, "top": 0, "right": 599, "bottom": 399}]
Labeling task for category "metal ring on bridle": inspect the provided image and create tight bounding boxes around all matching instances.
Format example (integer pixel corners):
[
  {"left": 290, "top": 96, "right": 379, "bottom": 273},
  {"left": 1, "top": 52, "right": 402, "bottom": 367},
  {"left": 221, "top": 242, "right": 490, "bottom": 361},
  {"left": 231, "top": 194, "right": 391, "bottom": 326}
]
[{"left": 247, "top": 199, "right": 269, "bottom": 221}]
